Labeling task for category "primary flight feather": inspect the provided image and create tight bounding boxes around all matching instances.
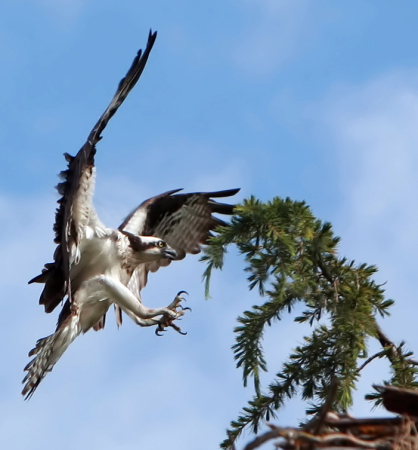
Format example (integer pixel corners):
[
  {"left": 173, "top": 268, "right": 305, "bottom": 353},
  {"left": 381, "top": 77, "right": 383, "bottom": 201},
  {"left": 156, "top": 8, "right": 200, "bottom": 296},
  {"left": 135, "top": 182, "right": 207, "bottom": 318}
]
[{"left": 23, "top": 30, "right": 239, "bottom": 399}]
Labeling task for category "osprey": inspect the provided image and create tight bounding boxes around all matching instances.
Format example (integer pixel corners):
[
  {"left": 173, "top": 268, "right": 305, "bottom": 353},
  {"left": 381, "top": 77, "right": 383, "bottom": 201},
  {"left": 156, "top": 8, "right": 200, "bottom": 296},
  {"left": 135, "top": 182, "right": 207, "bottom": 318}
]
[{"left": 22, "top": 30, "right": 239, "bottom": 399}]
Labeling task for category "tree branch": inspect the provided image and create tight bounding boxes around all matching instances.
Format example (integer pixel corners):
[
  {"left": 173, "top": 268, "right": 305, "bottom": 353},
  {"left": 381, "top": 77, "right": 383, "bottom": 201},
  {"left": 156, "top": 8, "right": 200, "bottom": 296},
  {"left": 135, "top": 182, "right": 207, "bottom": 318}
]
[
  {"left": 357, "top": 351, "right": 385, "bottom": 373},
  {"left": 243, "top": 430, "right": 281, "bottom": 450},
  {"left": 306, "top": 377, "right": 340, "bottom": 435}
]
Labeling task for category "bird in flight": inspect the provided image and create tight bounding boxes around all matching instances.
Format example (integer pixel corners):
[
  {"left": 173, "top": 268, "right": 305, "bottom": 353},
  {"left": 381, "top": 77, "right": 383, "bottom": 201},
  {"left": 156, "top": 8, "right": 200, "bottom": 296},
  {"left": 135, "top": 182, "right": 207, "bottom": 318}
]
[{"left": 22, "top": 30, "right": 239, "bottom": 399}]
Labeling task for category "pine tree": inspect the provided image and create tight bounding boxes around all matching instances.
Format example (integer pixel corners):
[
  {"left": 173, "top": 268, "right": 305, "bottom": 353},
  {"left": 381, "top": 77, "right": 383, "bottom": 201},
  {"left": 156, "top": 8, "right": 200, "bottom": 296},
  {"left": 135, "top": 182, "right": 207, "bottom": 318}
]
[{"left": 201, "top": 196, "right": 418, "bottom": 450}]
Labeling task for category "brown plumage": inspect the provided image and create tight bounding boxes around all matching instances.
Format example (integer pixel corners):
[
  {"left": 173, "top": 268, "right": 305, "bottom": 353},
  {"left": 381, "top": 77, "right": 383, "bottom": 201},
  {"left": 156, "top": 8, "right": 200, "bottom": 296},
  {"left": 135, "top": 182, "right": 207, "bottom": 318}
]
[
  {"left": 29, "top": 30, "right": 157, "bottom": 314},
  {"left": 113, "top": 188, "right": 240, "bottom": 325},
  {"left": 23, "top": 30, "right": 240, "bottom": 399}
]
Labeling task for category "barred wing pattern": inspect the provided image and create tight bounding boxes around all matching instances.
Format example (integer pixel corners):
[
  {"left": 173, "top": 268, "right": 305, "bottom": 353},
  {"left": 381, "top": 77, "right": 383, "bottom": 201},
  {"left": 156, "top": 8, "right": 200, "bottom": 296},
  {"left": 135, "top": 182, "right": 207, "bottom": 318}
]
[
  {"left": 29, "top": 30, "right": 157, "bottom": 313},
  {"left": 23, "top": 30, "right": 241, "bottom": 399},
  {"left": 113, "top": 189, "right": 239, "bottom": 324}
]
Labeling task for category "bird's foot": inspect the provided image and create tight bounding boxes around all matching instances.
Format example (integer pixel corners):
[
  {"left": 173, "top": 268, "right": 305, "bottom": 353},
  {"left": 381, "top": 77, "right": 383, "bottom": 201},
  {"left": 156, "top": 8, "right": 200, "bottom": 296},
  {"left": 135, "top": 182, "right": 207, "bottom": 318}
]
[{"left": 155, "top": 291, "right": 191, "bottom": 336}]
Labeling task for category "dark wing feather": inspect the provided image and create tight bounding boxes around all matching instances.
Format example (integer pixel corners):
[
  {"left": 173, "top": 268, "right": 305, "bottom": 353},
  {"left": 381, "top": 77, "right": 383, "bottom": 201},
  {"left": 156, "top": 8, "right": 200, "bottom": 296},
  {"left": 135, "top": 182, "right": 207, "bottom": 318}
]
[
  {"left": 30, "top": 30, "right": 158, "bottom": 314},
  {"left": 120, "top": 188, "right": 240, "bottom": 294}
]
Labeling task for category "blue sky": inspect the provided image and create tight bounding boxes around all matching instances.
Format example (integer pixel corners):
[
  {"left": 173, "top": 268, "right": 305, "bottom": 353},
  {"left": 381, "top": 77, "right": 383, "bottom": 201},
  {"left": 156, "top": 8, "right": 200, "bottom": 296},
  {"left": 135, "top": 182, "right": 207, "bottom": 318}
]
[{"left": 2, "top": 1, "right": 418, "bottom": 449}]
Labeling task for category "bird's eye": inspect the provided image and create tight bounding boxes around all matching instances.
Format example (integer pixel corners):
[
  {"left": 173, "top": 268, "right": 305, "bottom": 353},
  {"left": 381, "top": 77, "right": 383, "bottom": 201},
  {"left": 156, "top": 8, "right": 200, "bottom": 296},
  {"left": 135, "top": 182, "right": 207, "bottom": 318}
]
[{"left": 157, "top": 240, "right": 165, "bottom": 248}]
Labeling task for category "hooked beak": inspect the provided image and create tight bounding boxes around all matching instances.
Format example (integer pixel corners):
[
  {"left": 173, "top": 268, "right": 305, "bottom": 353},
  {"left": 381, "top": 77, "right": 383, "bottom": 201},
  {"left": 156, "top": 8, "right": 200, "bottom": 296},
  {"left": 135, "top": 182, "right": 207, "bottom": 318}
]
[{"left": 162, "top": 247, "right": 177, "bottom": 260}]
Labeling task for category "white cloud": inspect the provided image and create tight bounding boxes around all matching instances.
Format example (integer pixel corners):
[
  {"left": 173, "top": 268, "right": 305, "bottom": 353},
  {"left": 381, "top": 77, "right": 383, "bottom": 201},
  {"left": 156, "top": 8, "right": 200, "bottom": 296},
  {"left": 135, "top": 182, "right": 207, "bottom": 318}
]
[
  {"left": 319, "top": 71, "right": 418, "bottom": 268},
  {"left": 30, "top": 0, "right": 88, "bottom": 24},
  {"left": 232, "top": 0, "right": 312, "bottom": 77},
  {"left": 93, "top": 151, "right": 247, "bottom": 230},
  {"left": 312, "top": 70, "right": 418, "bottom": 413},
  {"left": 0, "top": 184, "right": 261, "bottom": 450}
]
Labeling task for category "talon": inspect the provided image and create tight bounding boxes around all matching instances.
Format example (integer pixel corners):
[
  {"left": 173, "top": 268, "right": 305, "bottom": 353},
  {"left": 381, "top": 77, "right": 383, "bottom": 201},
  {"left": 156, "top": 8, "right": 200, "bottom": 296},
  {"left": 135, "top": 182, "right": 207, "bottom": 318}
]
[
  {"left": 169, "top": 322, "right": 187, "bottom": 335},
  {"left": 155, "top": 327, "right": 166, "bottom": 337},
  {"left": 177, "top": 291, "right": 188, "bottom": 297},
  {"left": 176, "top": 305, "right": 192, "bottom": 312},
  {"left": 167, "top": 292, "right": 189, "bottom": 310}
]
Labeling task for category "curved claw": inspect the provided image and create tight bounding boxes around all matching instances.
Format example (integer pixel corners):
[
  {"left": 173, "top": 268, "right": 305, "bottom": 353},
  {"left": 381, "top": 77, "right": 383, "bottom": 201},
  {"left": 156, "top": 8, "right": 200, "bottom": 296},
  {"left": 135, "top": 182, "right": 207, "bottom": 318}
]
[
  {"left": 177, "top": 291, "right": 188, "bottom": 297},
  {"left": 177, "top": 305, "right": 192, "bottom": 312},
  {"left": 155, "top": 327, "right": 166, "bottom": 337},
  {"left": 169, "top": 322, "right": 188, "bottom": 336}
]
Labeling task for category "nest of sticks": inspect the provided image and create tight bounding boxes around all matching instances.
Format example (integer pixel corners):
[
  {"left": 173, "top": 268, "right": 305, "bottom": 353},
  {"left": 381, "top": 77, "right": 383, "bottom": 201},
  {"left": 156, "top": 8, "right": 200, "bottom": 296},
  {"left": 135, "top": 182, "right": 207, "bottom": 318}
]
[{"left": 242, "top": 385, "right": 418, "bottom": 450}]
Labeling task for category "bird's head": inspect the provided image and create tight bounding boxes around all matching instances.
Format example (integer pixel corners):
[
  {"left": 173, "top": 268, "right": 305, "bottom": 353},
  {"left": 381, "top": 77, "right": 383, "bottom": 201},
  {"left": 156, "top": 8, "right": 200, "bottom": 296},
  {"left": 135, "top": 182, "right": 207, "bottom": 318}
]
[{"left": 122, "top": 232, "right": 177, "bottom": 262}]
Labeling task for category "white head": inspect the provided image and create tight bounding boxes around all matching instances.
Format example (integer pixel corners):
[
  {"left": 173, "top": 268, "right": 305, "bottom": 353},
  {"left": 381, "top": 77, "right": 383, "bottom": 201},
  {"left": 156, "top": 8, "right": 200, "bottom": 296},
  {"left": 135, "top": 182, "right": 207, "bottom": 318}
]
[{"left": 123, "top": 232, "right": 178, "bottom": 262}]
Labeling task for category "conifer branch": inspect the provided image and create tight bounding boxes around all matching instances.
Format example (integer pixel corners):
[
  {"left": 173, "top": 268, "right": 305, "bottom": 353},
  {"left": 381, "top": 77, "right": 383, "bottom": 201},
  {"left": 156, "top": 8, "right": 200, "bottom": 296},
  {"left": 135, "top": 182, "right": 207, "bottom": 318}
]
[
  {"left": 201, "top": 195, "right": 418, "bottom": 449},
  {"left": 310, "top": 377, "right": 340, "bottom": 435}
]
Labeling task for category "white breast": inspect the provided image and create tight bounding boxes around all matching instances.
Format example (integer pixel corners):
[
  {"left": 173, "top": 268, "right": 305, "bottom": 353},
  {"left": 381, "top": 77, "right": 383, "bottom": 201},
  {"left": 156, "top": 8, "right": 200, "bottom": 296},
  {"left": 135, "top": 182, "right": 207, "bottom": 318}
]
[{"left": 70, "top": 229, "right": 126, "bottom": 289}]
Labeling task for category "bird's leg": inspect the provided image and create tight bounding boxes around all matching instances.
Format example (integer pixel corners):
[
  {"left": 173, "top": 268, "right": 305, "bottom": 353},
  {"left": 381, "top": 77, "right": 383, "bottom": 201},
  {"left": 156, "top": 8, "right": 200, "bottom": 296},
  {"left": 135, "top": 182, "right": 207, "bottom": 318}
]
[
  {"left": 117, "top": 309, "right": 163, "bottom": 327},
  {"left": 120, "top": 307, "right": 188, "bottom": 336},
  {"left": 94, "top": 276, "right": 189, "bottom": 323},
  {"left": 112, "top": 289, "right": 190, "bottom": 335}
]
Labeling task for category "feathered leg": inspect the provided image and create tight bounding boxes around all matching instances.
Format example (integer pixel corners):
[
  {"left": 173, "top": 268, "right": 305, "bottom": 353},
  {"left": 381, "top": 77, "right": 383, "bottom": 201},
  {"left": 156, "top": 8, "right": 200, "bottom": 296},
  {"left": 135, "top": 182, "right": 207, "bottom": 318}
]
[
  {"left": 22, "top": 313, "right": 80, "bottom": 399},
  {"left": 117, "top": 295, "right": 188, "bottom": 335},
  {"left": 96, "top": 275, "right": 187, "bottom": 320}
]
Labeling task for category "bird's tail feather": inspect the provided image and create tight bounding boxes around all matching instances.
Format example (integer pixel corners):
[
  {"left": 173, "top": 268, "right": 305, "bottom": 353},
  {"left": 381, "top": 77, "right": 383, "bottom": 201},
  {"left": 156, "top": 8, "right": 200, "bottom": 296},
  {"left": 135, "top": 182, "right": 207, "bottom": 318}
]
[{"left": 22, "top": 314, "right": 80, "bottom": 399}]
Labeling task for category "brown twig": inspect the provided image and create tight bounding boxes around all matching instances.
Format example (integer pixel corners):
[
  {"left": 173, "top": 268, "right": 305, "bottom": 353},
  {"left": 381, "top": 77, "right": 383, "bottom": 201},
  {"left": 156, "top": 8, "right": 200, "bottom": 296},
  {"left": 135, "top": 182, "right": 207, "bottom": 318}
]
[
  {"left": 357, "top": 351, "right": 385, "bottom": 373},
  {"left": 375, "top": 325, "right": 398, "bottom": 353},
  {"left": 267, "top": 425, "right": 391, "bottom": 449},
  {"left": 310, "top": 377, "right": 340, "bottom": 435},
  {"left": 242, "top": 415, "right": 418, "bottom": 450},
  {"left": 374, "top": 324, "right": 418, "bottom": 366},
  {"left": 243, "top": 430, "right": 281, "bottom": 450}
]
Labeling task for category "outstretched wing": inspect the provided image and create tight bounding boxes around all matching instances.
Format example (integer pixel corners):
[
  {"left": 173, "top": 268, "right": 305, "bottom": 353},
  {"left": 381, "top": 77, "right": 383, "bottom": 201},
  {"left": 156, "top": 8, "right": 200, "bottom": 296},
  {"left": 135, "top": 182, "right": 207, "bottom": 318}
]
[
  {"left": 119, "top": 188, "right": 240, "bottom": 303},
  {"left": 121, "top": 188, "right": 240, "bottom": 257},
  {"left": 29, "top": 30, "right": 158, "bottom": 314}
]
